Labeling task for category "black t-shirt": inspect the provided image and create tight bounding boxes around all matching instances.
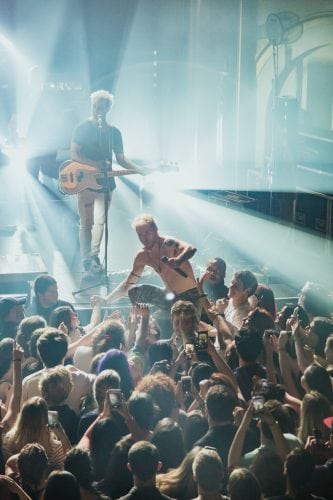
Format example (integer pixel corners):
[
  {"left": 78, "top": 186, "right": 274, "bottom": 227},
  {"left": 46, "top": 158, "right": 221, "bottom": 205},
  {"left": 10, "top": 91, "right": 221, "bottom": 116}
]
[
  {"left": 204, "top": 281, "right": 229, "bottom": 302},
  {"left": 72, "top": 120, "right": 124, "bottom": 191},
  {"left": 118, "top": 486, "right": 174, "bottom": 500},
  {"left": 26, "top": 299, "right": 75, "bottom": 325}
]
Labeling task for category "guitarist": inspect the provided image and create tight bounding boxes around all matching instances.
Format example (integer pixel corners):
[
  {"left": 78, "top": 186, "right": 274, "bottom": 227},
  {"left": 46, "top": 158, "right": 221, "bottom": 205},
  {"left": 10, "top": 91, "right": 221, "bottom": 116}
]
[{"left": 71, "top": 89, "right": 141, "bottom": 278}]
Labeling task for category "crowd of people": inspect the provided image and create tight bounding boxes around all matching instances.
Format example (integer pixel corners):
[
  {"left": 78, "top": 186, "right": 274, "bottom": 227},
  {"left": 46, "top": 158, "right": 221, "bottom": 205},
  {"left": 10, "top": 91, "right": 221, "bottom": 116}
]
[{"left": 0, "top": 231, "right": 333, "bottom": 499}]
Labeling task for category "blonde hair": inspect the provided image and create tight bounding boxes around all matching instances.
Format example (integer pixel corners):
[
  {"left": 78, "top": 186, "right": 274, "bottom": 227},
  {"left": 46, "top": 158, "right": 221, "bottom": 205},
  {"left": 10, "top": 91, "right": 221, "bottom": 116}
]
[
  {"left": 39, "top": 366, "right": 73, "bottom": 405},
  {"left": 5, "top": 397, "right": 52, "bottom": 455},
  {"left": 298, "top": 390, "right": 333, "bottom": 443},
  {"left": 156, "top": 446, "right": 199, "bottom": 498},
  {"left": 90, "top": 89, "right": 114, "bottom": 107},
  {"left": 132, "top": 213, "right": 157, "bottom": 231}
]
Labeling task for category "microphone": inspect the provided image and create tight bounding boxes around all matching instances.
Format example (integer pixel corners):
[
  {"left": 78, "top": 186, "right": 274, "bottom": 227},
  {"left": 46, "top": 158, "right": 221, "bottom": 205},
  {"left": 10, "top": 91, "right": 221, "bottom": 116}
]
[
  {"left": 97, "top": 115, "right": 103, "bottom": 128},
  {"left": 161, "top": 255, "right": 188, "bottom": 278}
]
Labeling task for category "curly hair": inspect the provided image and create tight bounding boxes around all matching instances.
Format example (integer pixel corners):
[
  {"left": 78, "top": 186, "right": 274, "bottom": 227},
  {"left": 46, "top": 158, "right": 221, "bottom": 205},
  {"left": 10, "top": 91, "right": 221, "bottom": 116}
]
[{"left": 136, "top": 373, "right": 176, "bottom": 418}]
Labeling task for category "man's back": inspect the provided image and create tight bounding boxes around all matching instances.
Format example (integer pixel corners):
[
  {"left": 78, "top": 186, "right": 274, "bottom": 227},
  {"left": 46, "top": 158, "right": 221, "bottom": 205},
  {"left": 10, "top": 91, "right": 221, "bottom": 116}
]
[
  {"left": 117, "top": 485, "right": 174, "bottom": 500},
  {"left": 195, "top": 424, "right": 237, "bottom": 466},
  {"left": 22, "top": 365, "right": 94, "bottom": 413}
]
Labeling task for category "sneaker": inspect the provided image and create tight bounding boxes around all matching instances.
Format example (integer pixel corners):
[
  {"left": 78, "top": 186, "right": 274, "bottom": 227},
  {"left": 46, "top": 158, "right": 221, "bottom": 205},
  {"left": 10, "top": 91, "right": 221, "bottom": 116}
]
[{"left": 90, "top": 255, "right": 104, "bottom": 274}]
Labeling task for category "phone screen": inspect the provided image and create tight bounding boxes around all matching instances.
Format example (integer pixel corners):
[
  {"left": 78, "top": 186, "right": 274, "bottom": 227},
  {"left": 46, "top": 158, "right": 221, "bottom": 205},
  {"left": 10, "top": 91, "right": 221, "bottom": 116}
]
[
  {"left": 48, "top": 411, "right": 59, "bottom": 427},
  {"left": 197, "top": 331, "right": 208, "bottom": 350},
  {"left": 109, "top": 389, "right": 122, "bottom": 409}
]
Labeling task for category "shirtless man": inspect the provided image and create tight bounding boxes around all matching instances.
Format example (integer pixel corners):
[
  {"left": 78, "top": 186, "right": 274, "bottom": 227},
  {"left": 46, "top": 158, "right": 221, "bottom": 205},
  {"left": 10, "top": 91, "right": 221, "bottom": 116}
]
[{"left": 100, "top": 214, "right": 201, "bottom": 310}]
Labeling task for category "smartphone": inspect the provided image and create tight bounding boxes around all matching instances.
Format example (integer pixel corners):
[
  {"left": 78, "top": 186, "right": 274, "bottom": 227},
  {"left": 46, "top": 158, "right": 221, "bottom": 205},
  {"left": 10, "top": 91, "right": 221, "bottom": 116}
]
[
  {"left": 181, "top": 375, "right": 192, "bottom": 394},
  {"left": 185, "top": 343, "right": 195, "bottom": 354},
  {"left": 263, "top": 329, "right": 278, "bottom": 339},
  {"left": 252, "top": 396, "right": 265, "bottom": 415},
  {"left": 48, "top": 410, "right": 59, "bottom": 428},
  {"left": 313, "top": 428, "right": 325, "bottom": 449},
  {"left": 197, "top": 331, "right": 208, "bottom": 350},
  {"left": 109, "top": 389, "right": 123, "bottom": 409},
  {"left": 293, "top": 306, "right": 309, "bottom": 329}
]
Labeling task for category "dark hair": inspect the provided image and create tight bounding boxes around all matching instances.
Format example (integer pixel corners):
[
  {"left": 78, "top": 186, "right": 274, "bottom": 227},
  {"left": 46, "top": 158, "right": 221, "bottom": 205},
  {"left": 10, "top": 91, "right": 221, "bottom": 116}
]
[
  {"left": 49, "top": 306, "right": 72, "bottom": 332},
  {"left": 127, "top": 392, "right": 156, "bottom": 430},
  {"left": 16, "top": 316, "right": 46, "bottom": 357},
  {"left": 148, "top": 341, "right": 173, "bottom": 368},
  {"left": 235, "top": 327, "right": 263, "bottom": 362},
  {"left": 261, "top": 400, "right": 294, "bottom": 440},
  {"left": 190, "top": 362, "right": 214, "bottom": 392},
  {"left": 183, "top": 411, "right": 208, "bottom": 452},
  {"left": 90, "top": 417, "right": 122, "bottom": 481},
  {"left": 206, "top": 385, "right": 237, "bottom": 422},
  {"left": 285, "top": 448, "right": 315, "bottom": 494},
  {"left": 254, "top": 284, "right": 277, "bottom": 320},
  {"left": 97, "top": 349, "right": 133, "bottom": 399},
  {"left": 17, "top": 443, "right": 48, "bottom": 492},
  {"left": 0, "top": 338, "right": 14, "bottom": 378},
  {"left": 43, "top": 470, "right": 81, "bottom": 500},
  {"left": 92, "top": 319, "right": 125, "bottom": 355},
  {"left": 228, "top": 468, "right": 261, "bottom": 500},
  {"left": 103, "top": 436, "right": 134, "bottom": 498},
  {"left": 250, "top": 449, "right": 285, "bottom": 497},
  {"left": 64, "top": 447, "right": 93, "bottom": 491},
  {"left": 234, "top": 270, "right": 258, "bottom": 296},
  {"left": 252, "top": 379, "right": 285, "bottom": 402},
  {"left": 304, "top": 363, "right": 333, "bottom": 404},
  {"left": 212, "top": 257, "right": 226, "bottom": 274},
  {"left": 37, "top": 328, "right": 68, "bottom": 368},
  {"left": 128, "top": 441, "right": 160, "bottom": 481},
  {"left": 311, "top": 317, "right": 333, "bottom": 357},
  {"left": 33, "top": 275, "right": 57, "bottom": 295},
  {"left": 300, "top": 282, "right": 332, "bottom": 318},
  {"left": 151, "top": 418, "right": 185, "bottom": 472},
  {"left": 29, "top": 327, "right": 47, "bottom": 359},
  {"left": 245, "top": 307, "right": 275, "bottom": 337}
]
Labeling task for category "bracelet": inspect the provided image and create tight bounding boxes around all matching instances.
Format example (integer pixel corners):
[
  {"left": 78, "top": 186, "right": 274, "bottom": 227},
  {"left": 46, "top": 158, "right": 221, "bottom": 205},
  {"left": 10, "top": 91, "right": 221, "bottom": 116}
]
[
  {"left": 215, "top": 313, "right": 225, "bottom": 318},
  {"left": 13, "top": 359, "right": 21, "bottom": 362}
]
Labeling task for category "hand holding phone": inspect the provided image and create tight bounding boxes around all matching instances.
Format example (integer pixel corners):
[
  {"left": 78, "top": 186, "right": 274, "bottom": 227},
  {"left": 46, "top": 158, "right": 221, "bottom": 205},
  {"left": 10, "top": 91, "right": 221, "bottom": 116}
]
[
  {"left": 181, "top": 375, "right": 192, "bottom": 394},
  {"left": 48, "top": 410, "right": 59, "bottom": 428},
  {"left": 196, "top": 331, "right": 208, "bottom": 350},
  {"left": 109, "top": 389, "right": 123, "bottom": 409}
]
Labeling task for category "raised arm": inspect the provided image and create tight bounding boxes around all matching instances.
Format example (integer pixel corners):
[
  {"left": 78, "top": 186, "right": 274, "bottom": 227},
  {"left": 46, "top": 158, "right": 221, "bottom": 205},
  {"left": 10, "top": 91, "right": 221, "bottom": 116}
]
[
  {"left": 1, "top": 341, "right": 23, "bottom": 433},
  {"left": 228, "top": 402, "right": 254, "bottom": 470}
]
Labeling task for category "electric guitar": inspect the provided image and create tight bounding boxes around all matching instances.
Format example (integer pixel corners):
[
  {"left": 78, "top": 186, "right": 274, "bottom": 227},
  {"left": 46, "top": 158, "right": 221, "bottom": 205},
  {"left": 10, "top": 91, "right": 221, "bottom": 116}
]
[{"left": 58, "top": 160, "right": 178, "bottom": 195}]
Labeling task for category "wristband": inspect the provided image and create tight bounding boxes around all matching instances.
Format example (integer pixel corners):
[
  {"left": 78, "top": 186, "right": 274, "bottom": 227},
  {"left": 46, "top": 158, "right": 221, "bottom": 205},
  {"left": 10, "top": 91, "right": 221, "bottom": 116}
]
[
  {"left": 13, "top": 359, "right": 21, "bottom": 362},
  {"left": 215, "top": 313, "right": 225, "bottom": 318}
]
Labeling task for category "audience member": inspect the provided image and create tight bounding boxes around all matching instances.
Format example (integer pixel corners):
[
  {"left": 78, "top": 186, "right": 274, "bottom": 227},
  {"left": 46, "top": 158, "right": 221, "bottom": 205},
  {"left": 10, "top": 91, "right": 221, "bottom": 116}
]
[
  {"left": 0, "top": 296, "right": 26, "bottom": 340},
  {"left": 156, "top": 446, "right": 200, "bottom": 500},
  {"left": 192, "top": 447, "right": 227, "bottom": 500},
  {"left": 26, "top": 275, "right": 75, "bottom": 324},
  {"left": 117, "top": 441, "right": 175, "bottom": 500},
  {"left": 21, "top": 328, "right": 93, "bottom": 413}
]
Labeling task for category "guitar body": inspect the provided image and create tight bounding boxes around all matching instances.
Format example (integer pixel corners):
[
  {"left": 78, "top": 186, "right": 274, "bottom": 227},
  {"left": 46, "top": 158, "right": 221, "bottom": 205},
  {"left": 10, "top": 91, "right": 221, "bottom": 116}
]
[{"left": 58, "top": 161, "right": 137, "bottom": 195}]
